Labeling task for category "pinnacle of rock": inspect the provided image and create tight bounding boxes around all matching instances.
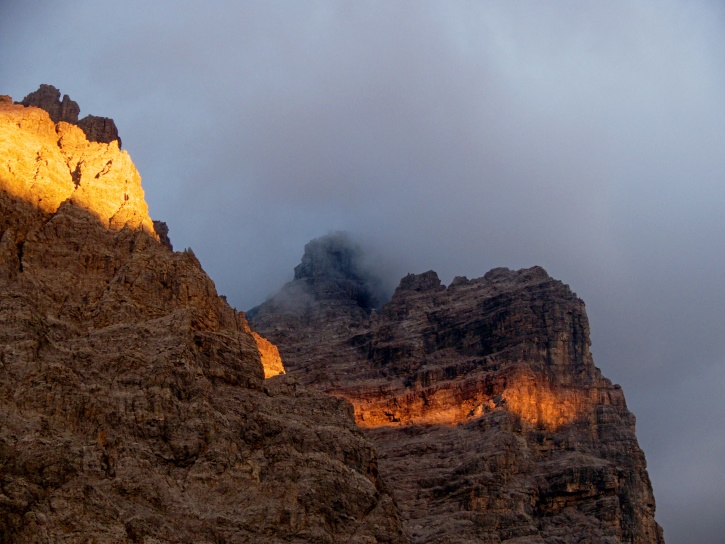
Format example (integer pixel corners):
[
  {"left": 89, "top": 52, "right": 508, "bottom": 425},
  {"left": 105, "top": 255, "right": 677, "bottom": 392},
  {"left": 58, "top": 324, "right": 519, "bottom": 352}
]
[
  {"left": 20, "top": 83, "right": 80, "bottom": 123},
  {"left": 76, "top": 114, "right": 122, "bottom": 147},
  {"left": 20, "top": 84, "right": 121, "bottom": 147},
  {"left": 153, "top": 220, "right": 173, "bottom": 250}
]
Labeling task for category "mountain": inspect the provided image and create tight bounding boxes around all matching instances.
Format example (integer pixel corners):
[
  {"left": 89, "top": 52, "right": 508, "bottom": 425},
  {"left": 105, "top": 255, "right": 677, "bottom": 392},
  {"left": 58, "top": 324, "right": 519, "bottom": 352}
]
[
  {"left": 0, "top": 89, "right": 406, "bottom": 543},
  {"left": 0, "top": 85, "right": 664, "bottom": 543},
  {"left": 249, "top": 234, "right": 665, "bottom": 543}
]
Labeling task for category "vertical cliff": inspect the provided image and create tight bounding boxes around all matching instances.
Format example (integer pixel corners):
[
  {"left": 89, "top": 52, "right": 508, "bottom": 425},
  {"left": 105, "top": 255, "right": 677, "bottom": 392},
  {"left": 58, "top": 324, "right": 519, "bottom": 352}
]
[
  {"left": 249, "top": 234, "right": 665, "bottom": 544},
  {"left": 0, "top": 90, "right": 406, "bottom": 543}
]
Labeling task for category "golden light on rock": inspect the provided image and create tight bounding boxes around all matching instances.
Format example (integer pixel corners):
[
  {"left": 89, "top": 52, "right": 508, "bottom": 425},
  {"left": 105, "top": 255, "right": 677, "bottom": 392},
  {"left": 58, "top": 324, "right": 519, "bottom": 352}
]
[
  {"left": 500, "top": 371, "right": 585, "bottom": 429},
  {"left": 0, "top": 100, "right": 156, "bottom": 236},
  {"left": 251, "top": 330, "right": 286, "bottom": 378},
  {"left": 343, "top": 368, "right": 588, "bottom": 431},
  {"left": 1, "top": 96, "right": 284, "bottom": 381},
  {"left": 240, "top": 315, "right": 286, "bottom": 378}
]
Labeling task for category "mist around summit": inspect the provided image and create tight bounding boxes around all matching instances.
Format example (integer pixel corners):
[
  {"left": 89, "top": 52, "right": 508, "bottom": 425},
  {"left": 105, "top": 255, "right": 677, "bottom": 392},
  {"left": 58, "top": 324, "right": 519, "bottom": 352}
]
[
  {"left": 292, "top": 232, "right": 392, "bottom": 310},
  {"left": 248, "top": 232, "right": 393, "bottom": 323},
  {"left": 3, "top": 1, "right": 725, "bottom": 541}
]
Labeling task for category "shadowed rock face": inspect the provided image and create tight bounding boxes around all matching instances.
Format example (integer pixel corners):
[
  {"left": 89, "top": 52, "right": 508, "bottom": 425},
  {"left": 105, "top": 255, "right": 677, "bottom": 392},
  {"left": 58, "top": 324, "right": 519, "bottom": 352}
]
[
  {"left": 0, "top": 96, "right": 407, "bottom": 543},
  {"left": 250, "top": 248, "right": 666, "bottom": 543},
  {"left": 19, "top": 84, "right": 80, "bottom": 124},
  {"left": 76, "top": 114, "right": 122, "bottom": 146},
  {"left": 153, "top": 219, "right": 173, "bottom": 250}
]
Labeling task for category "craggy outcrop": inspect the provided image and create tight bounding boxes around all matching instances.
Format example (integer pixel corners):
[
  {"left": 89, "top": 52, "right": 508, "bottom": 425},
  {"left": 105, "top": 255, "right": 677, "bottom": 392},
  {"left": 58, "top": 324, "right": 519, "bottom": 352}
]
[
  {"left": 250, "top": 239, "right": 665, "bottom": 543},
  {"left": 76, "top": 114, "right": 122, "bottom": 147},
  {"left": 0, "top": 95, "right": 406, "bottom": 543},
  {"left": 20, "top": 83, "right": 80, "bottom": 124},
  {"left": 153, "top": 219, "right": 173, "bottom": 250},
  {"left": 248, "top": 233, "right": 386, "bottom": 328},
  {"left": 1, "top": 95, "right": 152, "bottom": 234},
  {"left": 20, "top": 84, "right": 121, "bottom": 147}
]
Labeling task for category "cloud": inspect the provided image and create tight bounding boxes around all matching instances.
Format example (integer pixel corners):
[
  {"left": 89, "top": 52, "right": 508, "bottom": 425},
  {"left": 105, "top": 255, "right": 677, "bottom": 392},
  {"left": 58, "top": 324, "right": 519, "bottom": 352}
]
[{"left": 2, "top": 2, "right": 724, "bottom": 541}]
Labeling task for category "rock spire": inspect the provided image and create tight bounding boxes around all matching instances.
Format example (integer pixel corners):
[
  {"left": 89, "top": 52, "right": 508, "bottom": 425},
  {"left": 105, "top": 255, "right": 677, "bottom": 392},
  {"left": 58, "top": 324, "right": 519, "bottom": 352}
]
[{"left": 20, "top": 84, "right": 121, "bottom": 147}]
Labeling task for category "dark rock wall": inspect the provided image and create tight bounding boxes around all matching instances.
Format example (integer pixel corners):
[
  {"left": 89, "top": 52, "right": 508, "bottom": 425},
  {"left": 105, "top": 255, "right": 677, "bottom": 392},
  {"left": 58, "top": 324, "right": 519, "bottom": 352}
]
[
  {"left": 0, "top": 96, "right": 407, "bottom": 543},
  {"left": 250, "top": 252, "right": 665, "bottom": 543}
]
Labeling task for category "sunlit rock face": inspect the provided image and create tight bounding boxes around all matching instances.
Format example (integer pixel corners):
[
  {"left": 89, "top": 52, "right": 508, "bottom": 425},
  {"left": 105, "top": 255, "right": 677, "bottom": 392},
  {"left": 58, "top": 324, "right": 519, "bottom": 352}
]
[
  {"left": 0, "top": 92, "right": 407, "bottom": 543},
  {"left": 20, "top": 84, "right": 122, "bottom": 147},
  {"left": 250, "top": 240, "right": 665, "bottom": 544},
  {"left": 242, "top": 317, "right": 286, "bottom": 379},
  {"left": 1, "top": 93, "right": 150, "bottom": 232}
]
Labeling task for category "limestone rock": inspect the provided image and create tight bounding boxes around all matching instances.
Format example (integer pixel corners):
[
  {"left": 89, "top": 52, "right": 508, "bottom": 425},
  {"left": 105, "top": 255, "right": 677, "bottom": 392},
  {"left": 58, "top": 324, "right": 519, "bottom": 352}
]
[
  {"left": 0, "top": 94, "right": 407, "bottom": 543},
  {"left": 77, "top": 114, "right": 122, "bottom": 148},
  {"left": 153, "top": 220, "right": 173, "bottom": 250},
  {"left": 0, "top": 99, "right": 153, "bottom": 234},
  {"left": 20, "top": 83, "right": 80, "bottom": 124},
  {"left": 20, "top": 84, "right": 122, "bottom": 147},
  {"left": 251, "top": 330, "right": 286, "bottom": 378},
  {"left": 250, "top": 243, "right": 666, "bottom": 543}
]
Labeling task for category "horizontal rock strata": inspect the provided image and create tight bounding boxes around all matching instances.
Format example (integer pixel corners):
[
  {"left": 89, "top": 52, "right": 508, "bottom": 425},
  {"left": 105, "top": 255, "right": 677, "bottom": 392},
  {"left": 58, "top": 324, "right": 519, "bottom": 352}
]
[{"left": 250, "top": 235, "right": 665, "bottom": 544}]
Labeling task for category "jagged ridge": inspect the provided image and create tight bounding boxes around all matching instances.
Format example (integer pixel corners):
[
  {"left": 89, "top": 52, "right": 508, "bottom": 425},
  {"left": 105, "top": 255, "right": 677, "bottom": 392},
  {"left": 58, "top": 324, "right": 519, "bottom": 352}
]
[
  {"left": 0, "top": 89, "right": 406, "bottom": 543},
  {"left": 250, "top": 236, "right": 665, "bottom": 544},
  {"left": 19, "top": 84, "right": 122, "bottom": 147}
]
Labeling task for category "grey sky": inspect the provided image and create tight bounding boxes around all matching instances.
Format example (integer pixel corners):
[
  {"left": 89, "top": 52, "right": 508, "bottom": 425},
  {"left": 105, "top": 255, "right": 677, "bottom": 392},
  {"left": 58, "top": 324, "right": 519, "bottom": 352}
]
[{"left": 2, "top": 2, "right": 724, "bottom": 541}]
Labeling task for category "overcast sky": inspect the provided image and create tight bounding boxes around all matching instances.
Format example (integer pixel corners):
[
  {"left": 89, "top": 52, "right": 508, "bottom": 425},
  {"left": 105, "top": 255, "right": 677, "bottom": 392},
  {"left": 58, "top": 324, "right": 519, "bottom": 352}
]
[{"left": 2, "top": 1, "right": 724, "bottom": 541}]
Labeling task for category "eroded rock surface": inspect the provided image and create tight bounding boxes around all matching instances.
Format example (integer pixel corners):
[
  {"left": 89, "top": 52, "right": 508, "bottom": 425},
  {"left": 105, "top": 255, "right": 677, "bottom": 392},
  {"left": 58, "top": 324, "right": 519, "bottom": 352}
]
[
  {"left": 1, "top": 96, "right": 150, "bottom": 233},
  {"left": 76, "top": 114, "right": 122, "bottom": 147},
  {"left": 20, "top": 84, "right": 80, "bottom": 124},
  {"left": 0, "top": 96, "right": 406, "bottom": 543},
  {"left": 250, "top": 236, "right": 665, "bottom": 544},
  {"left": 20, "top": 84, "right": 121, "bottom": 147}
]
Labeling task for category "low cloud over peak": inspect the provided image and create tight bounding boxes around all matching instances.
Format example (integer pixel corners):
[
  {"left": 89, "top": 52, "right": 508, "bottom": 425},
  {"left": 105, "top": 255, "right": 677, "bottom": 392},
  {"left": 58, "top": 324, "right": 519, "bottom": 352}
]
[{"left": 3, "top": 2, "right": 725, "bottom": 541}]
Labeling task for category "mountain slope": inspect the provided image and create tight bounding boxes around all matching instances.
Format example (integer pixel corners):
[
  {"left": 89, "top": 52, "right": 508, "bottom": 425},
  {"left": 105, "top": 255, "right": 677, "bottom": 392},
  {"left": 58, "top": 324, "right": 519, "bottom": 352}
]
[
  {"left": 250, "top": 234, "right": 665, "bottom": 544},
  {"left": 0, "top": 90, "right": 406, "bottom": 543}
]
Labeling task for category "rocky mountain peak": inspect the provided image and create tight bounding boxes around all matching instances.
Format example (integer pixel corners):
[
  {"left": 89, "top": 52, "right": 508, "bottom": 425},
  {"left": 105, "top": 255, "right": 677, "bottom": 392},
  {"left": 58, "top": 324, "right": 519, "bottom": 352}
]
[
  {"left": 20, "top": 84, "right": 121, "bottom": 148},
  {"left": 250, "top": 242, "right": 665, "bottom": 543},
  {"left": 294, "top": 231, "right": 367, "bottom": 281},
  {"left": 250, "top": 233, "right": 387, "bottom": 326},
  {"left": 394, "top": 270, "right": 443, "bottom": 293},
  {"left": 0, "top": 88, "right": 406, "bottom": 542}
]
